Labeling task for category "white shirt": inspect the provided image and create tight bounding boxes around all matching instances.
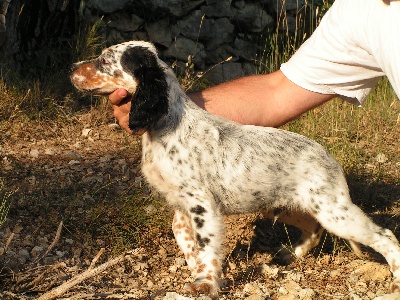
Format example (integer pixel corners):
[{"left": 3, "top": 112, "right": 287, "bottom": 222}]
[{"left": 281, "top": 0, "right": 400, "bottom": 105}]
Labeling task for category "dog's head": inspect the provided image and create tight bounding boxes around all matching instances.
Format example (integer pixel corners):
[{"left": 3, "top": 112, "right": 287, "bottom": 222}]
[{"left": 70, "top": 41, "right": 169, "bottom": 134}]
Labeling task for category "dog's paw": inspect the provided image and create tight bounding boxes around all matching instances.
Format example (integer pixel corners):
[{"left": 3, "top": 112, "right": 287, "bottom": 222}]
[
  {"left": 184, "top": 279, "right": 219, "bottom": 299},
  {"left": 275, "top": 248, "right": 297, "bottom": 265}
]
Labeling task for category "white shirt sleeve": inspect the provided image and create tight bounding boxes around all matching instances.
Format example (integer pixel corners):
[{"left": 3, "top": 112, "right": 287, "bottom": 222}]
[{"left": 280, "top": 0, "right": 400, "bottom": 105}]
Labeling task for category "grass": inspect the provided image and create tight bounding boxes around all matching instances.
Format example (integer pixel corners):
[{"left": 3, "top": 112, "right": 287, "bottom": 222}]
[{"left": 0, "top": 180, "right": 15, "bottom": 229}]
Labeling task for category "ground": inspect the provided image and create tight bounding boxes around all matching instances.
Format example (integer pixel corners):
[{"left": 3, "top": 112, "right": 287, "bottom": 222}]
[{"left": 1, "top": 110, "right": 400, "bottom": 300}]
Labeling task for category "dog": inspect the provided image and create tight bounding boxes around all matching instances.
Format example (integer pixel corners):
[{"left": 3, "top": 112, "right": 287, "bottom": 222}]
[{"left": 70, "top": 41, "right": 400, "bottom": 298}]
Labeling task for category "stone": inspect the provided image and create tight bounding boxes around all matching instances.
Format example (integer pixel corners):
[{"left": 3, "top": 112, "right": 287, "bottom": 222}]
[
  {"left": 265, "top": 0, "right": 307, "bottom": 13},
  {"left": 177, "top": 10, "right": 210, "bottom": 41},
  {"left": 203, "top": 62, "right": 244, "bottom": 84},
  {"left": 143, "top": 0, "right": 204, "bottom": 17},
  {"left": 147, "top": 18, "right": 172, "bottom": 47},
  {"left": 234, "top": 38, "right": 258, "bottom": 61},
  {"left": 352, "top": 261, "right": 391, "bottom": 282},
  {"left": 374, "top": 293, "right": 400, "bottom": 300},
  {"left": 201, "top": 0, "right": 232, "bottom": 17},
  {"left": 108, "top": 13, "right": 143, "bottom": 32},
  {"left": 29, "top": 149, "right": 40, "bottom": 158},
  {"left": 163, "top": 37, "right": 207, "bottom": 69},
  {"left": 86, "top": 0, "right": 131, "bottom": 13},
  {"left": 163, "top": 291, "right": 194, "bottom": 299},
  {"left": 204, "top": 18, "right": 235, "bottom": 50},
  {"left": 205, "top": 44, "right": 238, "bottom": 64},
  {"left": 232, "top": 4, "right": 273, "bottom": 32}
]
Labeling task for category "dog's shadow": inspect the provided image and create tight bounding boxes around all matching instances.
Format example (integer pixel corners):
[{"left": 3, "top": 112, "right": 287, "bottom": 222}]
[{"left": 228, "top": 172, "right": 400, "bottom": 268}]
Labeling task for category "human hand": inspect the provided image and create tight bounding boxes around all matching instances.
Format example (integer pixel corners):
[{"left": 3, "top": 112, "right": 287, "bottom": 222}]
[{"left": 109, "top": 88, "right": 133, "bottom": 134}]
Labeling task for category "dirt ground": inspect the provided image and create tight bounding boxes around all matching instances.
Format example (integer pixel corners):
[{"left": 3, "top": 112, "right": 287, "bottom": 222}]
[{"left": 1, "top": 113, "right": 400, "bottom": 300}]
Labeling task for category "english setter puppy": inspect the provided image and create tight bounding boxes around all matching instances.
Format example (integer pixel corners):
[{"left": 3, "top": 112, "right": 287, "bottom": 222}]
[{"left": 70, "top": 41, "right": 400, "bottom": 298}]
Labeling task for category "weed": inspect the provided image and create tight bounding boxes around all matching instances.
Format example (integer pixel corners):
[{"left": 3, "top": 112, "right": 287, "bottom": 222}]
[{"left": 0, "top": 180, "right": 15, "bottom": 229}]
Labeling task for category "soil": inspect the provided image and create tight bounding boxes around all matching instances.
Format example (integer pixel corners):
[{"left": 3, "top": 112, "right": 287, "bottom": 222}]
[{"left": 0, "top": 112, "right": 400, "bottom": 300}]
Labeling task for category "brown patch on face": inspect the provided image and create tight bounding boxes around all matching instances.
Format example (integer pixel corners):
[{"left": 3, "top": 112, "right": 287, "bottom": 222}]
[{"left": 70, "top": 62, "right": 127, "bottom": 94}]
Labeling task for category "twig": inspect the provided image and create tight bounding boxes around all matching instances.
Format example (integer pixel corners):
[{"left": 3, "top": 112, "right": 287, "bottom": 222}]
[
  {"left": 4, "top": 232, "right": 15, "bottom": 253},
  {"left": 27, "top": 263, "right": 64, "bottom": 289},
  {"left": 88, "top": 247, "right": 105, "bottom": 270},
  {"left": 37, "top": 248, "right": 143, "bottom": 300},
  {"left": 34, "top": 221, "right": 63, "bottom": 263}
]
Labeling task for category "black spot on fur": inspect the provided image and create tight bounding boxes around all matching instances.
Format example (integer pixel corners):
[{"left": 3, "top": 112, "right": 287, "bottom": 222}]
[
  {"left": 194, "top": 217, "right": 205, "bottom": 228},
  {"left": 196, "top": 234, "right": 210, "bottom": 249},
  {"left": 190, "top": 205, "right": 206, "bottom": 215},
  {"left": 120, "top": 46, "right": 169, "bottom": 133}
]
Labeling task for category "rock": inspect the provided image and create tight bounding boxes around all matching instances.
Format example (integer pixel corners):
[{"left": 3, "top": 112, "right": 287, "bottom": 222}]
[
  {"left": 143, "top": 0, "right": 204, "bottom": 17},
  {"left": 201, "top": 0, "right": 232, "bottom": 17},
  {"left": 147, "top": 18, "right": 172, "bottom": 47},
  {"left": 163, "top": 37, "right": 207, "bottom": 69},
  {"left": 44, "top": 148, "right": 55, "bottom": 155},
  {"left": 244, "top": 295, "right": 265, "bottom": 300},
  {"left": 232, "top": 3, "right": 273, "bottom": 32},
  {"left": 243, "top": 281, "right": 270, "bottom": 297},
  {"left": 234, "top": 38, "right": 258, "bottom": 61},
  {"left": 352, "top": 261, "right": 391, "bottom": 282},
  {"left": 31, "top": 245, "right": 44, "bottom": 257},
  {"left": 86, "top": 0, "right": 131, "bottom": 13},
  {"left": 259, "top": 263, "right": 279, "bottom": 279},
  {"left": 277, "top": 295, "right": 298, "bottom": 300},
  {"left": 204, "top": 18, "right": 235, "bottom": 50},
  {"left": 299, "top": 288, "right": 316, "bottom": 300},
  {"left": 265, "top": 0, "right": 307, "bottom": 13},
  {"left": 29, "top": 149, "right": 40, "bottom": 158},
  {"left": 177, "top": 10, "right": 212, "bottom": 41},
  {"left": 163, "top": 292, "right": 194, "bottom": 299},
  {"left": 174, "top": 257, "right": 186, "bottom": 266},
  {"left": 376, "top": 153, "right": 388, "bottom": 163},
  {"left": 81, "top": 128, "right": 92, "bottom": 137},
  {"left": 108, "top": 123, "right": 120, "bottom": 130},
  {"left": 374, "top": 293, "right": 400, "bottom": 300},
  {"left": 203, "top": 62, "right": 244, "bottom": 84},
  {"left": 63, "top": 151, "right": 81, "bottom": 160},
  {"left": 108, "top": 13, "right": 144, "bottom": 32},
  {"left": 18, "top": 249, "right": 30, "bottom": 259}
]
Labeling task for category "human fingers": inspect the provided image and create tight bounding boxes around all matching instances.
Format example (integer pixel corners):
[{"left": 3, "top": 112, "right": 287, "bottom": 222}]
[
  {"left": 109, "top": 88, "right": 129, "bottom": 105},
  {"left": 116, "top": 112, "right": 133, "bottom": 134}
]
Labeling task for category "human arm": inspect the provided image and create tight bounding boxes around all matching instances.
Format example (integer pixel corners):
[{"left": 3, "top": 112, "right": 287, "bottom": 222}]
[{"left": 109, "top": 69, "right": 335, "bottom": 132}]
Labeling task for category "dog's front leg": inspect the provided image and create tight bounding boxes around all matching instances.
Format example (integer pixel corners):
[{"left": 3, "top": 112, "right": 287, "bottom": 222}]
[
  {"left": 176, "top": 197, "right": 224, "bottom": 299},
  {"left": 172, "top": 210, "right": 198, "bottom": 272}
]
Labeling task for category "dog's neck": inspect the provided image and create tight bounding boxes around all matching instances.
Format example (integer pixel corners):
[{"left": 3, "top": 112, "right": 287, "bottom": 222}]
[{"left": 148, "top": 72, "right": 197, "bottom": 137}]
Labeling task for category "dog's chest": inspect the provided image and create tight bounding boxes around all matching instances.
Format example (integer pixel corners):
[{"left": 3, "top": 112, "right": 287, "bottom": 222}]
[{"left": 140, "top": 134, "right": 202, "bottom": 201}]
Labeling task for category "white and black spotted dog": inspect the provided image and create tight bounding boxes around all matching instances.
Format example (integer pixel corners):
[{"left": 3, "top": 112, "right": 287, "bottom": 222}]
[{"left": 70, "top": 41, "right": 400, "bottom": 298}]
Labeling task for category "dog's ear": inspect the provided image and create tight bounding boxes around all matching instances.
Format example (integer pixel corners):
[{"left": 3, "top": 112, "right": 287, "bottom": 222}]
[{"left": 120, "top": 46, "right": 169, "bottom": 134}]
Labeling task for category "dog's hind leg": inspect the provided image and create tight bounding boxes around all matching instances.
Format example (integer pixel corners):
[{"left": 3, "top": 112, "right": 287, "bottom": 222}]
[
  {"left": 264, "top": 209, "right": 324, "bottom": 263},
  {"left": 309, "top": 192, "right": 400, "bottom": 293}
]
